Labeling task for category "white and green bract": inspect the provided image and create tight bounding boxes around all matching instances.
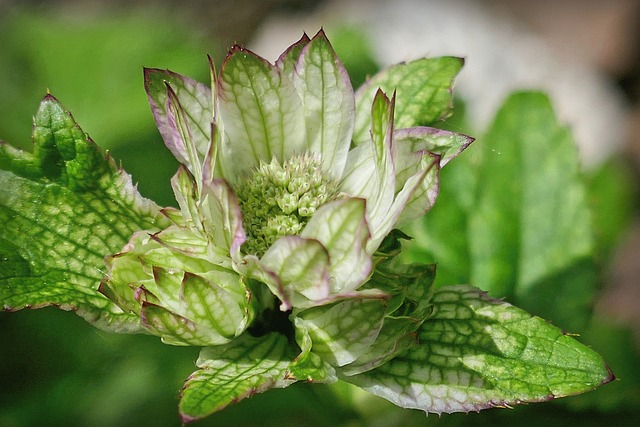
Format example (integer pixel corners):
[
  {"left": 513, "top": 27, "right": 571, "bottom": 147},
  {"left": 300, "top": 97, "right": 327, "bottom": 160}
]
[
  {"left": 0, "top": 29, "right": 612, "bottom": 425},
  {"left": 101, "top": 29, "right": 473, "bottom": 346}
]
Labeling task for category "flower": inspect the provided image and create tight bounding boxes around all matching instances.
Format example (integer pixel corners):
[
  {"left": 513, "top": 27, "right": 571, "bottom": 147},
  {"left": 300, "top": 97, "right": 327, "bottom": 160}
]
[{"left": 100, "top": 29, "right": 472, "bottom": 368}]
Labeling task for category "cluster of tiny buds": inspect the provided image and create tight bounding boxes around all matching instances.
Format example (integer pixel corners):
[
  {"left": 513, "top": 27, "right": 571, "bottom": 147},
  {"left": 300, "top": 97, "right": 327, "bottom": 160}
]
[{"left": 235, "top": 154, "right": 340, "bottom": 256}]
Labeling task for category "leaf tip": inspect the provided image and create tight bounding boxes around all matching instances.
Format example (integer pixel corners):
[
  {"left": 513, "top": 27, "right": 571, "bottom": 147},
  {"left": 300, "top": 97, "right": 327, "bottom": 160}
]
[
  {"left": 41, "top": 92, "right": 58, "bottom": 103},
  {"left": 602, "top": 364, "right": 616, "bottom": 386}
]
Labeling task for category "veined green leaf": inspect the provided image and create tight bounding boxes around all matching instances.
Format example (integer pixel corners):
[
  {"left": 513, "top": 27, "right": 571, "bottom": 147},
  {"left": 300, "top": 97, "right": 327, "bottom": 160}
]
[
  {"left": 199, "top": 178, "right": 246, "bottom": 259},
  {"left": 392, "top": 154, "right": 440, "bottom": 229},
  {"left": 179, "top": 332, "right": 296, "bottom": 423},
  {"left": 260, "top": 236, "right": 331, "bottom": 305},
  {"left": 340, "top": 261, "right": 436, "bottom": 376},
  {"left": 217, "top": 46, "right": 306, "bottom": 183},
  {"left": 293, "top": 29, "right": 355, "bottom": 180},
  {"left": 165, "top": 84, "right": 203, "bottom": 183},
  {"left": 392, "top": 127, "right": 472, "bottom": 228},
  {"left": 394, "top": 127, "right": 474, "bottom": 170},
  {"left": 289, "top": 319, "right": 338, "bottom": 382},
  {"left": 344, "top": 285, "right": 613, "bottom": 414},
  {"left": 407, "top": 91, "right": 596, "bottom": 331},
  {"left": 140, "top": 301, "right": 225, "bottom": 347},
  {"left": 0, "top": 95, "right": 170, "bottom": 331},
  {"left": 275, "top": 32, "right": 310, "bottom": 79},
  {"left": 144, "top": 68, "right": 212, "bottom": 170},
  {"left": 170, "top": 166, "right": 200, "bottom": 228},
  {"left": 294, "top": 297, "right": 387, "bottom": 367},
  {"left": 341, "top": 90, "right": 395, "bottom": 251},
  {"left": 353, "top": 56, "right": 463, "bottom": 145},
  {"left": 301, "top": 198, "right": 371, "bottom": 295}
]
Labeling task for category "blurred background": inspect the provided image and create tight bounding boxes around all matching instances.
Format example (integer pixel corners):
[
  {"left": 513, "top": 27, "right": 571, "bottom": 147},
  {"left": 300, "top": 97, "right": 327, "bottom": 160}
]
[{"left": 1, "top": 0, "right": 639, "bottom": 425}]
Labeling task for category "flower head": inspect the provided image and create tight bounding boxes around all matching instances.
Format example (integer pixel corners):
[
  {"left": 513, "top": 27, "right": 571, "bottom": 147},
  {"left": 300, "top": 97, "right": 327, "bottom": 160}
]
[{"left": 101, "top": 30, "right": 472, "bottom": 365}]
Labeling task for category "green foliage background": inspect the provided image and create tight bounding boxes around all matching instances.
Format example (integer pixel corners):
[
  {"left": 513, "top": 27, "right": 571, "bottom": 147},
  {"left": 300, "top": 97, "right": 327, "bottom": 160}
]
[{"left": 1, "top": 4, "right": 639, "bottom": 426}]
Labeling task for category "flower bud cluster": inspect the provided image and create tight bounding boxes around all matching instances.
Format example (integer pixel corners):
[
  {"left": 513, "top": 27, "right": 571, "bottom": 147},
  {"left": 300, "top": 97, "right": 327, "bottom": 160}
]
[{"left": 236, "top": 154, "right": 339, "bottom": 256}]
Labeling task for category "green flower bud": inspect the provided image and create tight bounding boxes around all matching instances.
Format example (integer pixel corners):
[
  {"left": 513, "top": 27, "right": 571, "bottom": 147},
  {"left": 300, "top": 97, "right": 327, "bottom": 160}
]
[
  {"left": 101, "top": 228, "right": 254, "bottom": 346},
  {"left": 235, "top": 155, "right": 339, "bottom": 257}
]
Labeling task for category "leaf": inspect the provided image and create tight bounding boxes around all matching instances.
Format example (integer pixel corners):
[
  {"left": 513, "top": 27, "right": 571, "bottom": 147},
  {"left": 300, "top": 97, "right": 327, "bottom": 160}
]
[
  {"left": 288, "top": 319, "right": 337, "bottom": 383},
  {"left": 294, "top": 297, "right": 387, "bottom": 367},
  {"left": 301, "top": 198, "right": 372, "bottom": 295},
  {"left": 343, "top": 285, "right": 613, "bottom": 414},
  {"left": 341, "top": 90, "right": 395, "bottom": 250},
  {"left": 394, "top": 126, "right": 474, "bottom": 169},
  {"left": 392, "top": 154, "right": 440, "bottom": 229},
  {"left": 340, "top": 261, "right": 436, "bottom": 376},
  {"left": 217, "top": 46, "right": 306, "bottom": 183},
  {"left": 142, "top": 269, "right": 246, "bottom": 346},
  {"left": 179, "top": 332, "right": 296, "bottom": 423},
  {"left": 144, "top": 68, "right": 212, "bottom": 170},
  {"left": 393, "top": 126, "right": 474, "bottom": 231},
  {"left": 260, "top": 236, "right": 331, "bottom": 305},
  {"left": 353, "top": 57, "right": 464, "bottom": 145},
  {"left": 407, "top": 91, "right": 596, "bottom": 331},
  {"left": 199, "top": 179, "right": 246, "bottom": 259},
  {"left": 275, "top": 32, "right": 310, "bottom": 79},
  {"left": 472, "top": 92, "right": 593, "bottom": 294},
  {"left": 0, "top": 94, "right": 170, "bottom": 331},
  {"left": 293, "top": 29, "right": 355, "bottom": 180},
  {"left": 164, "top": 84, "right": 203, "bottom": 182}
]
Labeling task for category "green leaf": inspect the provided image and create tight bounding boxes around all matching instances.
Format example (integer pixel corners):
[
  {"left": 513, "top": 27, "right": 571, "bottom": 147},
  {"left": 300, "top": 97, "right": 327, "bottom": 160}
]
[
  {"left": 341, "top": 261, "right": 436, "bottom": 376},
  {"left": 392, "top": 127, "right": 472, "bottom": 229},
  {"left": 0, "top": 95, "right": 170, "bottom": 331},
  {"left": 217, "top": 46, "right": 306, "bottom": 183},
  {"left": 471, "top": 92, "right": 593, "bottom": 296},
  {"left": 293, "top": 29, "right": 355, "bottom": 180},
  {"left": 294, "top": 297, "right": 387, "bottom": 367},
  {"left": 392, "top": 154, "right": 440, "bottom": 230},
  {"left": 179, "top": 332, "right": 296, "bottom": 423},
  {"left": 301, "top": 198, "right": 372, "bottom": 295},
  {"left": 143, "top": 269, "right": 245, "bottom": 346},
  {"left": 260, "top": 236, "right": 331, "bottom": 306},
  {"left": 343, "top": 285, "right": 613, "bottom": 414},
  {"left": 341, "top": 90, "right": 395, "bottom": 250},
  {"left": 288, "top": 320, "right": 338, "bottom": 383},
  {"left": 164, "top": 84, "right": 203, "bottom": 183},
  {"left": 140, "top": 300, "right": 213, "bottom": 347},
  {"left": 407, "top": 91, "right": 596, "bottom": 331},
  {"left": 353, "top": 56, "right": 463, "bottom": 145},
  {"left": 275, "top": 33, "right": 310, "bottom": 78},
  {"left": 394, "top": 127, "right": 474, "bottom": 169},
  {"left": 144, "top": 68, "right": 212, "bottom": 171},
  {"left": 242, "top": 235, "right": 333, "bottom": 311},
  {"left": 199, "top": 179, "right": 246, "bottom": 259}
]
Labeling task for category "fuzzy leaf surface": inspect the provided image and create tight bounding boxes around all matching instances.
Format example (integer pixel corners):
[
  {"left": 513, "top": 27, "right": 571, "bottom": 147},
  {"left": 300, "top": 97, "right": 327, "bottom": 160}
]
[
  {"left": 179, "top": 332, "right": 296, "bottom": 423},
  {"left": 0, "top": 95, "right": 169, "bottom": 331},
  {"left": 344, "top": 285, "right": 613, "bottom": 414}
]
